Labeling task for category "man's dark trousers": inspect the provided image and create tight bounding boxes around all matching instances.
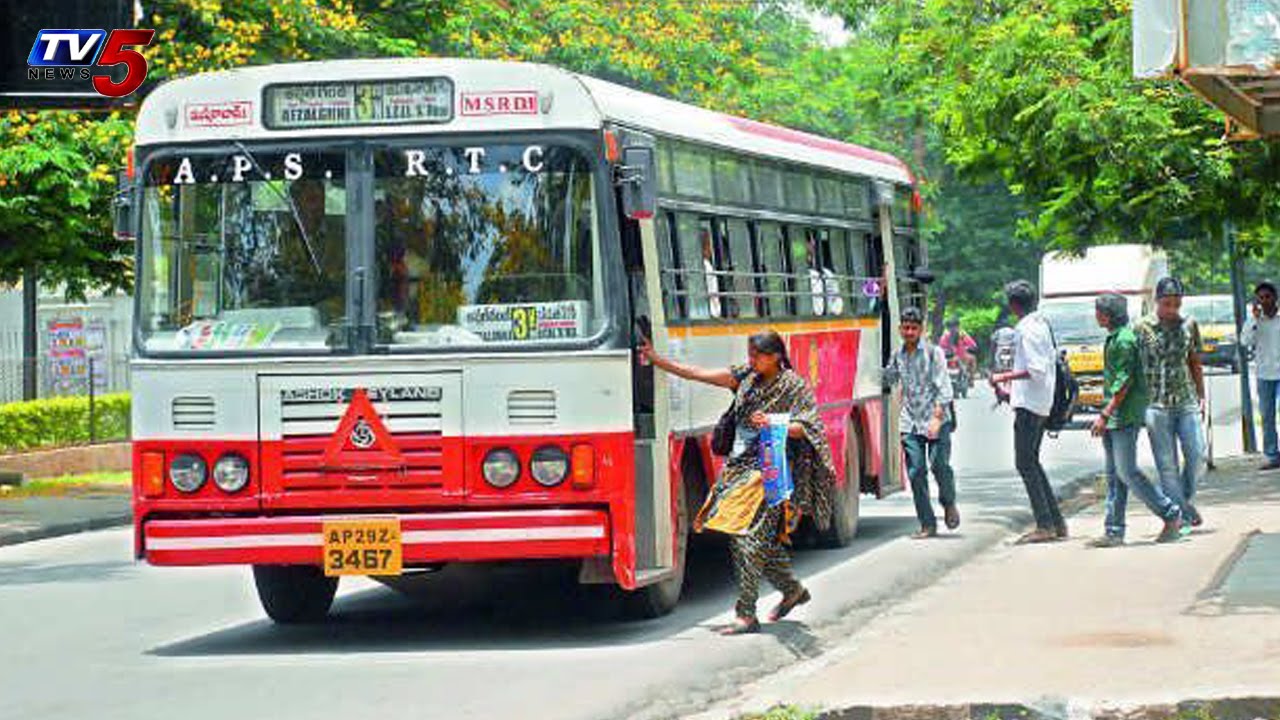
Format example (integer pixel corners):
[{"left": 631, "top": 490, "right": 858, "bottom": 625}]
[{"left": 1014, "top": 408, "right": 1065, "bottom": 533}]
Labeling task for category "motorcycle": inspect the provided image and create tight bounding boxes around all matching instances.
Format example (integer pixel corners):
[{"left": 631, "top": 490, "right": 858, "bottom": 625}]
[
  {"left": 945, "top": 348, "right": 971, "bottom": 399},
  {"left": 994, "top": 344, "right": 1015, "bottom": 373}
]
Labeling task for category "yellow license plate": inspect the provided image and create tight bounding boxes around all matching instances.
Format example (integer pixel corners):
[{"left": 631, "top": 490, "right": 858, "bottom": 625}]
[
  {"left": 1080, "top": 391, "right": 1104, "bottom": 407},
  {"left": 323, "top": 518, "right": 402, "bottom": 577},
  {"left": 1069, "top": 353, "right": 1103, "bottom": 373},
  {"left": 1202, "top": 343, "right": 1217, "bottom": 352}
]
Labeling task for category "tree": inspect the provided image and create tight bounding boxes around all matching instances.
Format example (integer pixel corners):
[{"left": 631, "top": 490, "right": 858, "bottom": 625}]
[
  {"left": 0, "top": 111, "right": 133, "bottom": 297},
  {"left": 837, "top": 0, "right": 1280, "bottom": 256}
]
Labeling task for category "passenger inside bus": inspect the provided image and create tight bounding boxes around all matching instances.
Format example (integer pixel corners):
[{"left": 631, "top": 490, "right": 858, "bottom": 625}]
[{"left": 701, "top": 230, "right": 724, "bottom": 319}]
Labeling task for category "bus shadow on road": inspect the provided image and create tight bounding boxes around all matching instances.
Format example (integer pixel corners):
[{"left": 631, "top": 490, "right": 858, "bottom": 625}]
[{"left": 146, "top": 514, "right": 915, "bottom": 657}]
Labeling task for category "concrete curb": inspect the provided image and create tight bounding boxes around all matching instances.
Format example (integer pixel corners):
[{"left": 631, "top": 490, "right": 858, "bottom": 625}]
[
  {"left": 820, "top": 696, "right": 1280, "bottom": 720},
  {"left": 0, "top": 512, "right": 132, "bottom": 549}
]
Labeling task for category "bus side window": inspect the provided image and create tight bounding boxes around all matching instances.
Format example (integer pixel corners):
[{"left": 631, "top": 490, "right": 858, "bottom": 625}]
[
  {"left": 894, "top": 235, "right": 924, "bottom": 311},
  {"left": 656, "top": 212, "right": 685, "bottom": 320},
  {"left": 674, "top": 212, "right": 715, "bottom": 319},
  {"left": 841, "top": 231, "right": 872, "bottom": 317},
  {"left": 722, "top": 217, "right": 758, "bottom": 318},
  {"left": 790, "top": 226, "right": 822, "bottom": 317},
  {"left": 865, "top": 232, "right": 885, "bottom": 317},
  {"left": 756, "top": 221, "right": 789, "bottom": 318},
  {"left": 710, "top": 218, "right": 738, "bottom": 318},
  {"left": 817, "top": 228, "right": 844, "bottom": 316}
]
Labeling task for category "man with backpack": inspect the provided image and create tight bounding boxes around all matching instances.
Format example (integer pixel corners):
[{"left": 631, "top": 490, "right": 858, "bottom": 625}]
[{"left": 989, "top": 280, "right": 1068, "bottom": 544}]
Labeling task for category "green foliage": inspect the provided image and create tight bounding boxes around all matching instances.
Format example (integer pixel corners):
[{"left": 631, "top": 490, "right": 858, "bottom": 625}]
[
  {"left": 0, "top": 112, "right": 134, "bottom": 297},
  {"left": 954, "top": 305, "right": 1003, "bottom": 359},
  {"left": 926, "top": 180, "right": 1040, "bottom": 311},
  {"left": 1, "top": 1, "right": 820, "bottom": 295},
  {"left": 835, "top": 0, "right": 1280, "bottom": 257},
  {"left": 0, "top": 393, "right": 130, "bottom": 453}
]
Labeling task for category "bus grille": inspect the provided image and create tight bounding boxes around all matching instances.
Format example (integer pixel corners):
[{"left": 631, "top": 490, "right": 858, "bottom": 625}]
[{"left": 277, "top": 394, "right": 445, "bottom": 490}]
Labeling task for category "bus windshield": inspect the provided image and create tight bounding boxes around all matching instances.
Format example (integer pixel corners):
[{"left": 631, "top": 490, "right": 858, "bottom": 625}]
[
  {"left": 372, "top": 143, "right": 602, "bottom": 348},
  {"left": 137, "top": 143, "right": 603, "bottom": 353}
]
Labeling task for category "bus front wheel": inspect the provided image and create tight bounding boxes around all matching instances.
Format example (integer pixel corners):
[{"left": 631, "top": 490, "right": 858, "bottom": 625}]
[{"left": 252, "top": 564, "right": 339, "bottom": 624}]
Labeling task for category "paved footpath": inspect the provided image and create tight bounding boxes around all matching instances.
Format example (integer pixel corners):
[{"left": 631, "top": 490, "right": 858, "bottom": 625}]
[
  {"left": 699, "top": 456, "right": 1280, "bottom": 719},
  {"left": 0, "top": 487, "right": 130, "bottom": 547}
]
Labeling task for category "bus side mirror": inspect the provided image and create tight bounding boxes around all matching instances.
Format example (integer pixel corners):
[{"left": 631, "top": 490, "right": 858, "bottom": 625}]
[
  {"left": 617, "top": 146, "right": 656, "bottom": 220},
  {"left": 113, "top": 171, "right": 135, "bottom": 242},
  {"left": 909, "top": 266, "right": 936, "bottom": 284}
]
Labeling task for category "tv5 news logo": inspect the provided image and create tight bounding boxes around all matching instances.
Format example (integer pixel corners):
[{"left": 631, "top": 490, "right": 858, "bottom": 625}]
[{"left": 27, "top": 29, "right": 157, "bottom": 98}]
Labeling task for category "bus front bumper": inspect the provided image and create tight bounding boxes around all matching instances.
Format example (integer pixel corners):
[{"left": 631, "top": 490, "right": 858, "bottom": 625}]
[{"left": 141, "top": 508, "right": 611, "bottom": 567}]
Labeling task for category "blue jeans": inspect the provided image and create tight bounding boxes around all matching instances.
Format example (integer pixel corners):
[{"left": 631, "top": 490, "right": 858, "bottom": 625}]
[
  {"left": 1260, "top": 378, "right": 1280, "bottom": 462},
  {"left": 1145, "top": 406, "right": 1205, "bottom": 522},
  {"left": 1103, "top": 425, "right": 1181, "bottom": 539},
  {"left": 902, "top": 424, "right": 956, "bottom": 530}
]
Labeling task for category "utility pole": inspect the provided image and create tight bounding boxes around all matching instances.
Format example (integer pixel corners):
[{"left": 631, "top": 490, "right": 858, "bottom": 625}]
[
  {"left": 1226, "top": 222, "right": 1257, "bottom": 453},
  {"left": 22, "top": 265, "right": 37, "bottom": 401}
]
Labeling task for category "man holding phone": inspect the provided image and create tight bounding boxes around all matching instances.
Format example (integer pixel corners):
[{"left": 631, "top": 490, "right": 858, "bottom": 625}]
[{"left": 1243, "top": 281, "right": 1280, "bottom": 470}]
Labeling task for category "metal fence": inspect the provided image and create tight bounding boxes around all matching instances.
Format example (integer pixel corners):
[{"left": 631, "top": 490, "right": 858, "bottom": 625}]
[{"left": 0, "top": 354, "right": 131, "bottom": 404}]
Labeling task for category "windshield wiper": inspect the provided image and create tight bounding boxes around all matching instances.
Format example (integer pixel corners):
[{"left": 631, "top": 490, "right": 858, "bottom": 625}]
[{"left": 233, "top": 141, "right": 323, "bottom": 277}]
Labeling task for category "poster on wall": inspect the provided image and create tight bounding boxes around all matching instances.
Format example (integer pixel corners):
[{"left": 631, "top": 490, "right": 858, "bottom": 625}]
[
  {"left": 46, "top": 318, "right": 87, "bottom": 396},
  {"left": 84, "top": 318, "right": 110, "bottom": 392}
]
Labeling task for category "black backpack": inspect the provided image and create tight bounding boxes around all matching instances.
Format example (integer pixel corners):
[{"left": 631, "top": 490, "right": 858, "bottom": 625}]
[{"left": 1044, "top": 319, "right": 1078, "bottom": 433}]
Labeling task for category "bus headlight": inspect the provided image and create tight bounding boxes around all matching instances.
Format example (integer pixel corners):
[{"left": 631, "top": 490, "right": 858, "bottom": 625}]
[
  {"left": 482, "top": 448, "right": 520, "bottom": 488},
  {"left": 530, "top": 446, "right": 570, "bottom": 487},
  {"left": 170, "top": 453, "right": 207, "bottom": 493},
  {"left": 213, "top": 454, "right": 250, "bottom": 493}
]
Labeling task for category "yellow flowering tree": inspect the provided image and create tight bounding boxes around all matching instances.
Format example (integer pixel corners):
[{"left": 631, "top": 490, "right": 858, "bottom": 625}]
[
  {"left": 0, "top": 0, "right": 823, "bottom": 294},
  {"left": 0, "top": 110, "right": 133, "bottom": 296}
]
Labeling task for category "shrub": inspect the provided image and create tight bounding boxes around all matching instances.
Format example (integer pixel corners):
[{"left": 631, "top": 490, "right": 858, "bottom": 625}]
[{"left": 0, "top": 393, "right": 130, "bottom": 453}]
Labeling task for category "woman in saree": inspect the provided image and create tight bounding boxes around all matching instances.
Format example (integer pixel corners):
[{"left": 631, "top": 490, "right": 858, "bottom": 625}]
[{"left": 638, "top": 330, "right": 838, "bottom": 635}]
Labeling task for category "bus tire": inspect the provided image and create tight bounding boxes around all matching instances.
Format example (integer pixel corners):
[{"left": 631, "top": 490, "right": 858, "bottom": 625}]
[
  {"left": 252, "top": 564, "right": 339, "bottom": 624},
  {"left": 619, "top": 471, "right": 690, "bottom": 620},
  {"left": 819, "top": 421, "right": 861, "bottom": 548}
]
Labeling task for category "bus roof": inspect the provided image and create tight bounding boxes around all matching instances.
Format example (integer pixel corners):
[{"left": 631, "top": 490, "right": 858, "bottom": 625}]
[{"left": 135, "top": 58, "right": 913, "bottom": 185}]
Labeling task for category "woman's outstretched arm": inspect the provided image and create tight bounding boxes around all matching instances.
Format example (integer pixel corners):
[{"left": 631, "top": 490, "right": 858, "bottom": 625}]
[{"left": 638, "top": 339, "right": 736, "bottom": 389}]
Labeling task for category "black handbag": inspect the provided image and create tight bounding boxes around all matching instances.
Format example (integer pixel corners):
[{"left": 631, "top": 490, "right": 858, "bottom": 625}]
[{"left": 711, "top": 398, "right": 738, "bottom": 456}]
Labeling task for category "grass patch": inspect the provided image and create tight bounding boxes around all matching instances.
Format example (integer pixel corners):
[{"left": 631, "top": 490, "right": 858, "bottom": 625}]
[
  {"left": 0, "top": 470, "right": 130, "bottom": 498},
  {"left": 737, "top": 706, "right": 820, "bottom": 720}
]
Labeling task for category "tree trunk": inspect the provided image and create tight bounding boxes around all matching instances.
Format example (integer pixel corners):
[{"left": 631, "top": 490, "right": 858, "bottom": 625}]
[
  {"left": 929, "top": 287, "right": 947, "bottom": 341},
  {"left": 22, "top": 264, "right": 37, "bottom": 401}
]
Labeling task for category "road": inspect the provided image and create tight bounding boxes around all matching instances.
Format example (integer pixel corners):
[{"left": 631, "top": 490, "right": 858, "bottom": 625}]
[{"left": 0, "top": 376, "right": 1245, "bottom": 720}]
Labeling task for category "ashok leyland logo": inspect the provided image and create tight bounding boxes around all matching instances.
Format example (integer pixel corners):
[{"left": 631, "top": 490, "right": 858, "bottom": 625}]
[{"left": 27, "top": 28, "right": 156, "bottom": 98}]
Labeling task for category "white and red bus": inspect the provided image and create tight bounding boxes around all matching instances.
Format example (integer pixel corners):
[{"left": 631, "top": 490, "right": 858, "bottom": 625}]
[{"left": 123, "top": 59, "right": 929, "bottom": 623}]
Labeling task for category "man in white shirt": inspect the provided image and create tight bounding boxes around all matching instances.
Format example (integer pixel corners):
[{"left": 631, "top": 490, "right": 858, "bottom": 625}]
[
  {"left": 701, "top": 233, "right": 722, "bottom": 319},
  {"left": 1242, "top": 281, "right": 1280, "bottom": 470},
  {"left": 989, "top": 280, "right": 1066, "bottom": 543}
]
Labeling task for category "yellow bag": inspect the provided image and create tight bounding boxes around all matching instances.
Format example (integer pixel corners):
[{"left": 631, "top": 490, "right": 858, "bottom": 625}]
[{"left": 697, "top": 472, "right": 765, "bottom": 536}]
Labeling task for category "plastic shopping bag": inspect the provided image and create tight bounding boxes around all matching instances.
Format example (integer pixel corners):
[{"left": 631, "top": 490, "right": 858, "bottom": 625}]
[{"left": 760, "top": 413, "right": 793, "bottom": 507}]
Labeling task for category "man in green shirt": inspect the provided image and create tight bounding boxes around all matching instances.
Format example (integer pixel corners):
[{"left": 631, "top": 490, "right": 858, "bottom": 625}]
[{"left": 1088, "top": 293, "right": 1186, "bottom": 547}]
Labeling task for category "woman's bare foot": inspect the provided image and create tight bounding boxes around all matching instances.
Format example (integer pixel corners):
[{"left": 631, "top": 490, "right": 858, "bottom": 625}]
[{"left": 718, "top": 616, "right": 761, "bottom": 635}]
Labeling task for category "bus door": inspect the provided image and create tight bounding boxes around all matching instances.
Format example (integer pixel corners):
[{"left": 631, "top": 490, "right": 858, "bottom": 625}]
[
  {"left": 874, "top": 182, "right": 904, "bottom": 497},
  {"left": 619, "top": 202, "right": 675, "bottom": 580}
]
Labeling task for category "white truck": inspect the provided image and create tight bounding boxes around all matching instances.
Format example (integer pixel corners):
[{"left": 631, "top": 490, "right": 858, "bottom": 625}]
[{"left": 1038, "top": 244, "right": 1169, "bottom": 414}]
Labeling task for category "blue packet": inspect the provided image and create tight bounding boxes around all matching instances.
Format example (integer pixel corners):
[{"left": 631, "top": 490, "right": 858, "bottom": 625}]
[{"left": 759, "top": 413, "right": 793, "bottom": 507}]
